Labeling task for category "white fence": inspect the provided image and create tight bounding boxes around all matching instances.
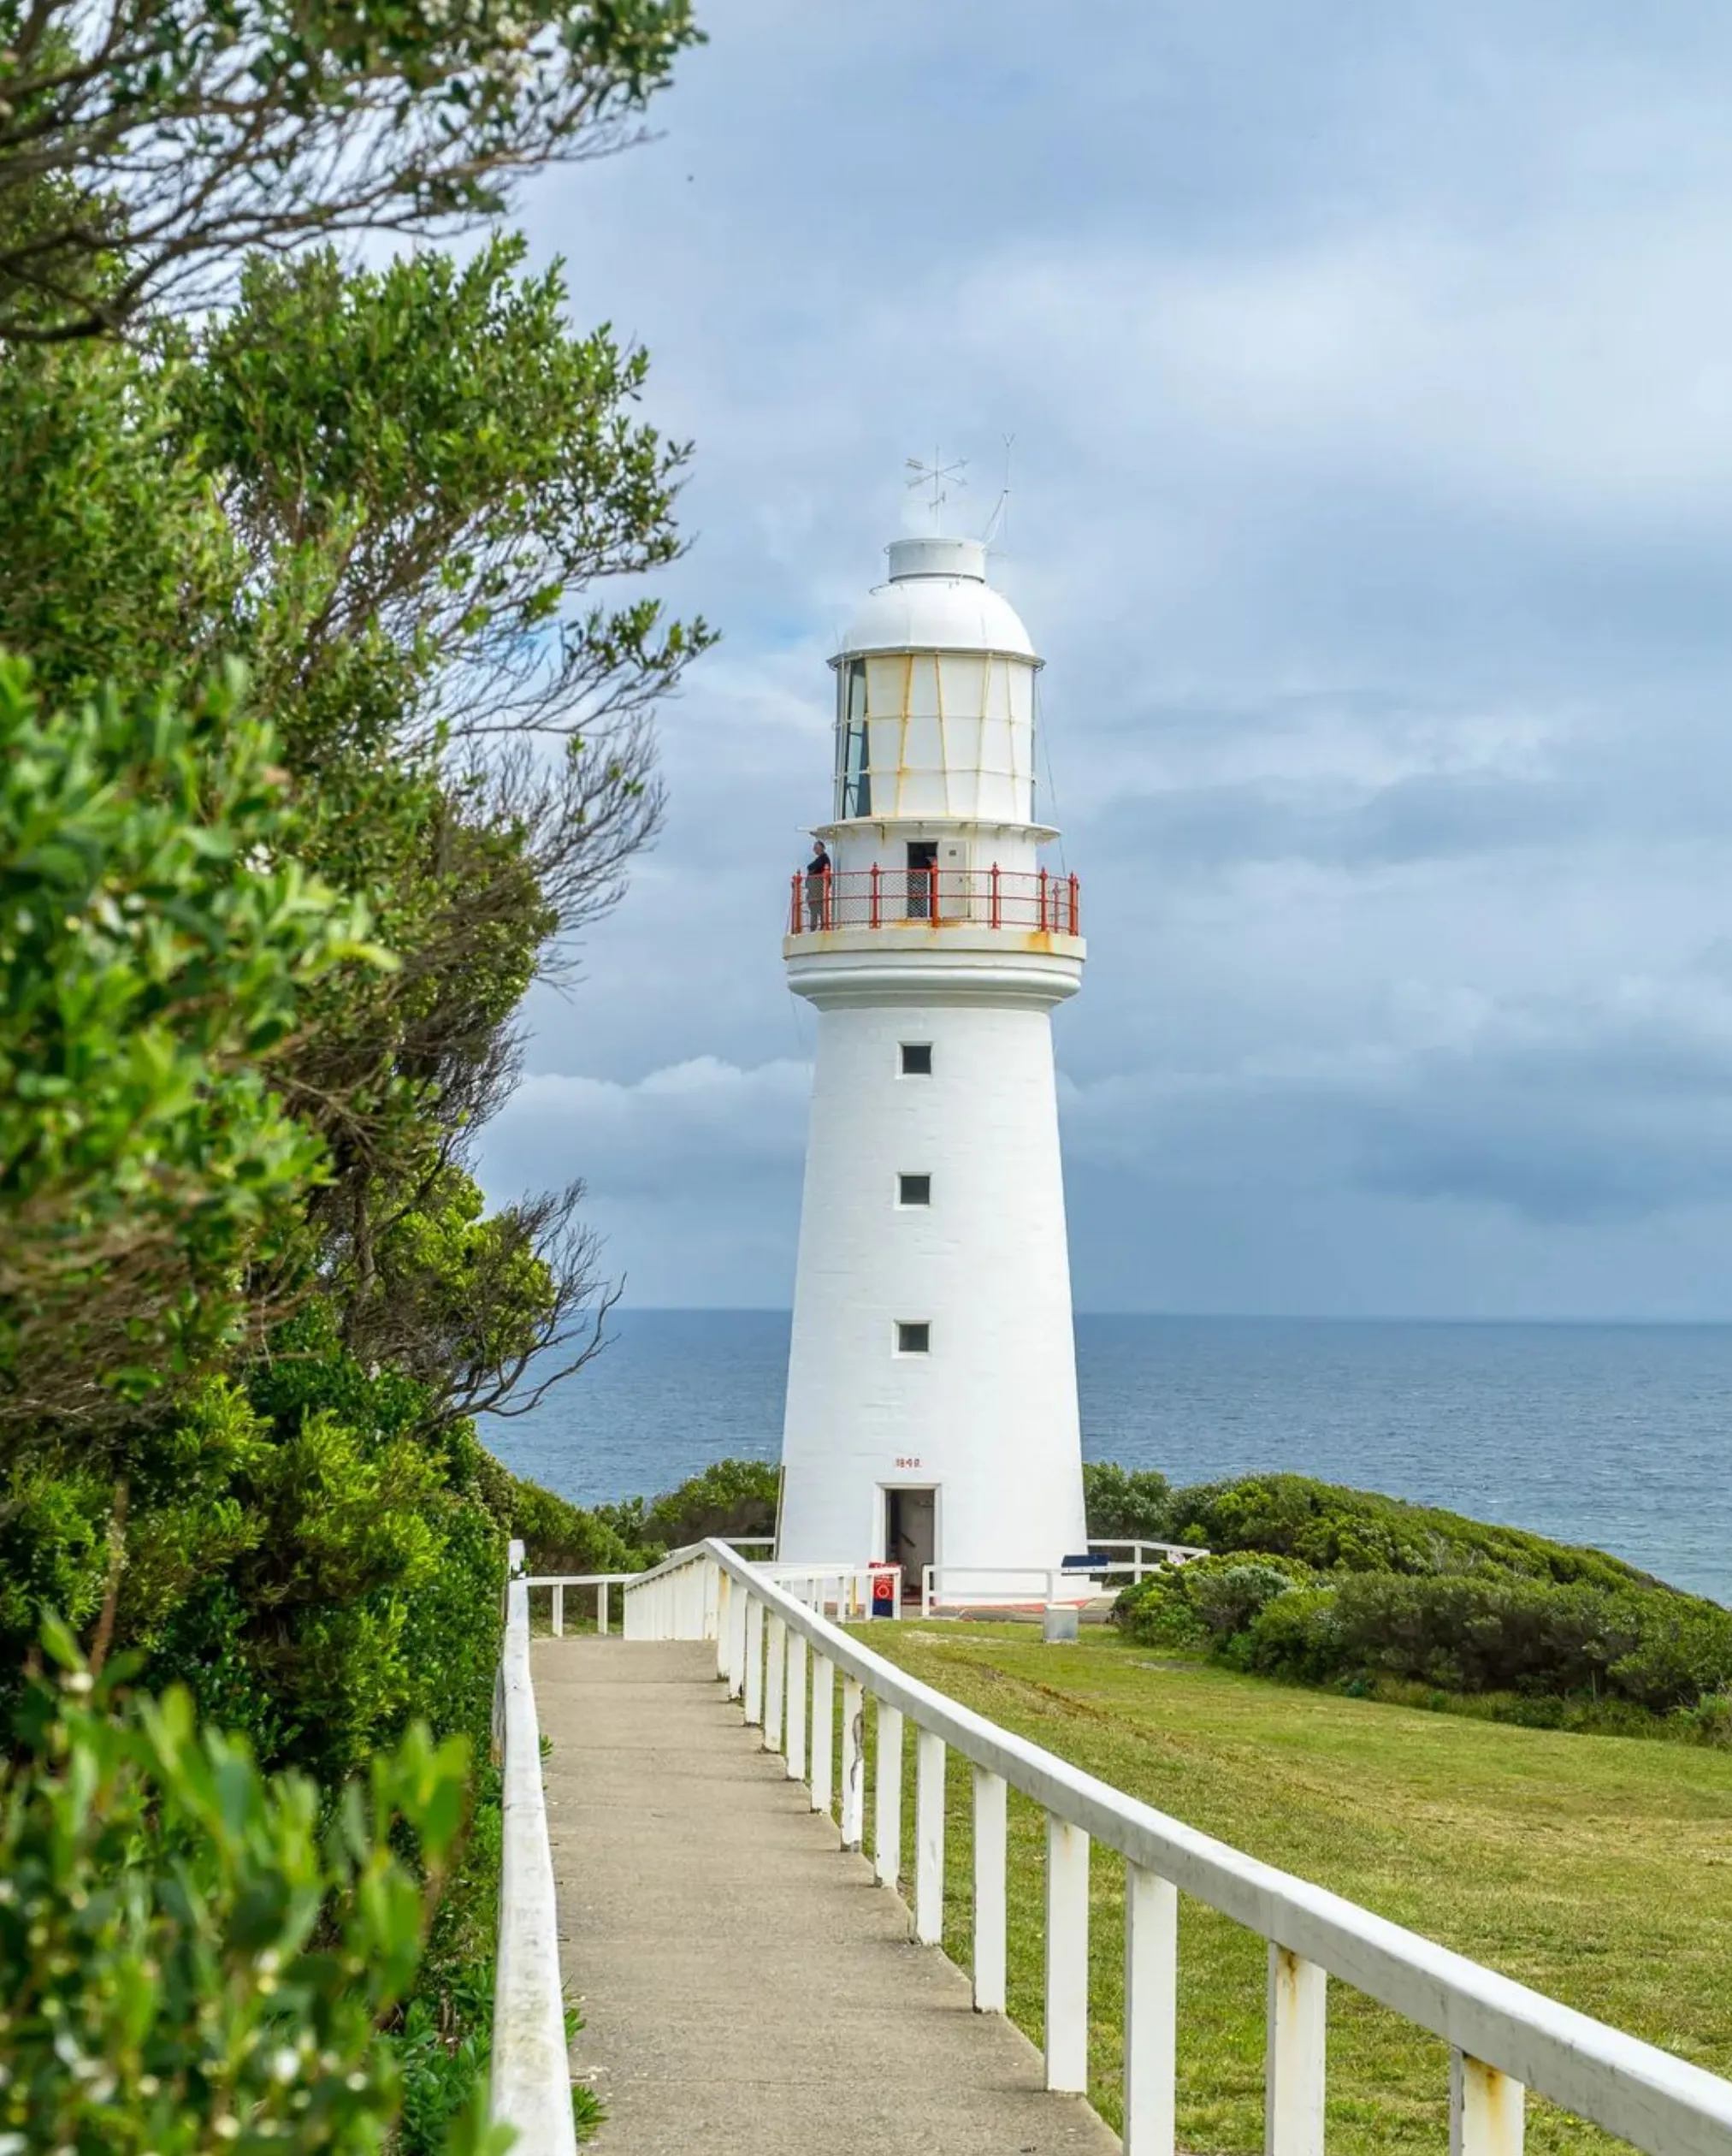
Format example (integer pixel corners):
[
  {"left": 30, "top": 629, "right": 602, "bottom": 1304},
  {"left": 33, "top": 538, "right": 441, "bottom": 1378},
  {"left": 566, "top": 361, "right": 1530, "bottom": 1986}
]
[
  {"left": 624, "top": 1557, "right": 894, "bottom": 1638},
  {"left": 488, "top": 1540, "right": 577, "bottom": 2156},
  {"left": 621, "top": 1538, "right": 1732, "bottom": 2156},
  {"left": 517, "top": 1537, "right": 780, "bottom": 1636},
  {"left": 920, "top": 1544, "right": 1207, "bottom": 1614},
  {"left": 521, "top": 1573, "right": 633, "bottom": 1635},
  {"left": 1085, "top": 1537, "right": 1211, "bottom": 1578}
]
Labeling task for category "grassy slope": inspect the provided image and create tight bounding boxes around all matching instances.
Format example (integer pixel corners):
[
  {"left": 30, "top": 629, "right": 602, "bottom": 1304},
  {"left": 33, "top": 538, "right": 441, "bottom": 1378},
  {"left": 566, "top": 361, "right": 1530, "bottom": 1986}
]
[{"left": 853, "top": 1624, "right": 1732, "bottom": 2156}]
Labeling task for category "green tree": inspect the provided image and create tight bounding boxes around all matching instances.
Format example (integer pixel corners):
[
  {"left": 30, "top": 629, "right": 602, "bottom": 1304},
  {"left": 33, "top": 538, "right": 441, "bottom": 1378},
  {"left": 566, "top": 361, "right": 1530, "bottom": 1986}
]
[
  {"left": 0, "top": 0, "right": 700, "bottom": 341},
  {"left": 0, "top": 1629, "right": 494, "bottom": 2154},
  {"left": 1081, "top": 1462, "right": 1174, "bottom": 1542},
  {"left": 0, "top": 337, "right": 239, "bottom": 696},
  {"left": 0, "top": 656, "right": 390, "bottom": 1442},
  {"left": 180, "top": 240, "right": 712, "bottom": 1413}
]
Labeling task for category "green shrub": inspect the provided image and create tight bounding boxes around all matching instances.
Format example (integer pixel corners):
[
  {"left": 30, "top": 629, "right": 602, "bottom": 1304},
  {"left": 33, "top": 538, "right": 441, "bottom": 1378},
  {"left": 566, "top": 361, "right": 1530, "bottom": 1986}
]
[
  {"left": 1165, "top": 1472, "right": 1663, "bottom": 1593},
  {"left": 1191, "top": 1560, "right": 1309, "bottom": 1641},
  {"left": 0, "top": 1319, "right": 511, "bottom": 1786},
  {"left": 389, "top": 1958, "right": 498, "bottom": 2156},
  {"left": 0, "top": 1626, "right": 499, "bottom": 2156},
  {"left": 1082, "top": 1463, "right": 1173, "bottom": 1542},
  {"left": 1232, "top": 1584, "right": 1345, "bottom": 1684},
  {"left": 1607, "top": 1600, "right": 1732, "bottom": 1712},
  {"left": 640, "top": 1456, "right": 779, "bottom": 1551},
  {"left": 1115, "top": 1551, "right": 1318, "bottom": 1650},
  {"left": 0, "top": 656, "right": 390, "bottom": 1437},
  {"left": 1236, "top": 1570, "right": 1732, "bottom": 1712},
  {"left": 1679, "top": 1692, "right": 1732, "bottom": 1746},
  {"left": 510, "top": 1477, "right": 645, "bottom": 1577}
]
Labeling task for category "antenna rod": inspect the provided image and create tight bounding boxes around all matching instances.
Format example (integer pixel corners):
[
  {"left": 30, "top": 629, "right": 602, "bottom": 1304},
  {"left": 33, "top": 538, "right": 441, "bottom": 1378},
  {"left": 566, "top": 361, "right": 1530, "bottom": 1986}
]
[{"left": 905, "top": 445, "right": 968, "bottom": 533}]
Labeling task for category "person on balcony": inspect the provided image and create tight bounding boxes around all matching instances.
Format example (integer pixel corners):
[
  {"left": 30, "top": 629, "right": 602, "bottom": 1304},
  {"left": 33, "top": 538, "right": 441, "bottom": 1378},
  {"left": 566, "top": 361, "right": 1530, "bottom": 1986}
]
[{"left": 804, "top": 840, "right": 832, "bottom": 929}]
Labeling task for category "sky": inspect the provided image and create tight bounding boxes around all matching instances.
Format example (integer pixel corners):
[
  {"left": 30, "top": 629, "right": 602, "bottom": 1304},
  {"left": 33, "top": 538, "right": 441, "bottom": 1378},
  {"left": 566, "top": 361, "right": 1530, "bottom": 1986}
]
[{"left": 476, "top": 1, "right": 1732, "bottom": 1319}]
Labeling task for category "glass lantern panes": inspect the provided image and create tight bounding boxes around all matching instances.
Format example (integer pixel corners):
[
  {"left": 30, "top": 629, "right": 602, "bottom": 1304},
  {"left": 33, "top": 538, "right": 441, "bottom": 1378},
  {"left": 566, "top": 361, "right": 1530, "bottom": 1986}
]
[{"left": 836, "top": 658, "right": 871, "bottom": 818}]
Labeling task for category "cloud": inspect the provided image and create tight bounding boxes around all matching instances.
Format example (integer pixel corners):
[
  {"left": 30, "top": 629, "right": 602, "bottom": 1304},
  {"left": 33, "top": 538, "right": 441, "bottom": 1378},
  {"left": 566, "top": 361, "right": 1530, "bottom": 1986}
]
[
  {"left": 1062, "top": 960, "right": 1732, "bottom": 1228},
  {"left": 482, "top": 1057, "right": 811, "bottom": 1203},
  {"left": 464, "top": 0, "right": 1732, "bottom": 1317}
]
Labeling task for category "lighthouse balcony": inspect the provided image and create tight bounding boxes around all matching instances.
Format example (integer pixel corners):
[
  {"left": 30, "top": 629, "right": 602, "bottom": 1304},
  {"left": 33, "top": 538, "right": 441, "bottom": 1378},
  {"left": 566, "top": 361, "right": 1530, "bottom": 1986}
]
[{"left": 787, "top": 865, "right": 1080, "bottom": 939}]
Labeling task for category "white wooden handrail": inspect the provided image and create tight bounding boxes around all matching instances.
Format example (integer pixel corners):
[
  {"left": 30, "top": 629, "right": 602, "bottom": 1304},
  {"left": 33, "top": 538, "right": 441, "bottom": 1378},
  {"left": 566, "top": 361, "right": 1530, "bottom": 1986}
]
[
  {"left": 919, "top": 1554, "right": 1204, "bottom": 1614},
  {"left": 620, "top": 1543, "right": 893, "bottom": 1636},
  {"left": 622, "top": 1539, "right": 1732, "bottom": 2156},
  {"left": 489, "top": 1540, "right": 577, "bottom": 2156},
  {"left": 519, "top": 1573, "right": 635, "bottom": 1636}
]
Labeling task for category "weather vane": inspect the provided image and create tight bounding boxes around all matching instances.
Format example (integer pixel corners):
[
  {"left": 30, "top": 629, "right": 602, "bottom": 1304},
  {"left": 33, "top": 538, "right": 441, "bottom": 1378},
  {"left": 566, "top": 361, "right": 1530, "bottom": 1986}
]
[{"left": 905, "top": 446, "right": 968, "bottom": 531}]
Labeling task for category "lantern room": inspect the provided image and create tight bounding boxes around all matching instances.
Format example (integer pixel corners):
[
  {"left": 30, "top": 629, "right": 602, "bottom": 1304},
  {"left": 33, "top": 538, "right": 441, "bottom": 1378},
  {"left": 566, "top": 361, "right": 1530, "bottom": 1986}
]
[{"left": 829, "top": 536, "right": 1042, "bottom": 828}]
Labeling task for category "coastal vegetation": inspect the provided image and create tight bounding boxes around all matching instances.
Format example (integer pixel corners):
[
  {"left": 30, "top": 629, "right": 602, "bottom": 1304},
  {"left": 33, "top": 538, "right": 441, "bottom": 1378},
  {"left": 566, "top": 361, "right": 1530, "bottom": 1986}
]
[
  {"left": 863, "top": 1622, "right": 1732, "bottom": 2156},
  {"left": 0, "top": 3, "right": 703, "bottom": 2147},
  {"left": 1098, "top": 1472, "right": 1732, "bottom": 1738},
  {"left": 504, "top": 1455, "right": 781, "bottom": 1614}
]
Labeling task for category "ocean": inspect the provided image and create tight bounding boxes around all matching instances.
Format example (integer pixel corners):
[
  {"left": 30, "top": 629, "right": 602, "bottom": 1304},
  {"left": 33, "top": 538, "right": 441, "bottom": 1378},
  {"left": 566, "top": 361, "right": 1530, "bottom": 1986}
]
[{"left": 483, "top": 1311, "right": 1732, "bottom": 1603}]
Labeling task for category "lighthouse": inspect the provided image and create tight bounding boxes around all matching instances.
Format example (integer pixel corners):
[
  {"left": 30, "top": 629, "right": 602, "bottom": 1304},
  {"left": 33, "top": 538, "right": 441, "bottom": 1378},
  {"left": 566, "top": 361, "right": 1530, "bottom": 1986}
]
[{"left": 777, "top": 534, "right": 1089, "bottom": 1593}]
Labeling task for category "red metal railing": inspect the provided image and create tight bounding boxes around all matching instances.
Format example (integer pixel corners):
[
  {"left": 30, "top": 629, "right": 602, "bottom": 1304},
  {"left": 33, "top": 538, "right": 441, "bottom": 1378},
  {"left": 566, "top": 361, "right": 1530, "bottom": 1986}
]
[{"left": 788, "top": 866, "right": 1081, "bottom": 937}]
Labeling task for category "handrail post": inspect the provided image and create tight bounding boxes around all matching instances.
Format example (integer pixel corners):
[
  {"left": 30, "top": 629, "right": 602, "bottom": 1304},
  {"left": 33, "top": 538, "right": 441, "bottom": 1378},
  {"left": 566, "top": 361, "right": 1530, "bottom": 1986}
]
[
  {"left": 1125, "top": 1863, "right": 1179, "bottom": 2156},
  {"left": 990, "top": 860, "right": 1001, "bottom": 929},
  {"left": 870, "top": 861, "right": 880, "bottom": 929},
  {"left": 875, "top": 1702, "right": 904, "bottom": 1891},
  {"left": 785, "top": 1631, "right": 808, "bottom": 1781},
  {"left": 1069, "top": 870, "right": 1080, "bottom": 933},
  {"left": 1039, "top": 865, "right": 1049, "bottom": 933},
  {"left": 765, "top": 1611, "right": 786, "bottom": 1754},
  {"left": 598, "top": 1581, "right": 609, "bottom": 1637},
  {"left": 841, "top": 1675, "right": 866, "bottom": 1849},
  {"left": 1266, "top": 1945, "right": 1327, "bottom": 2156},
  {"left": 714, "top": 1569, "right": 730, "bottom": 1682},
  {"left": 744, "top": 1596, "right": 765, "bottom": 1727},
  {"left": 1451, "top": 2052, "right": 1525, "bottom": 2156},
  {"left": 914, "top": 1729, "right": 946, "bottom": 1946},
  {"left": 552, "top": 1583, "right": 563, "bottom": 1638},
  {"left": 972, "top": 1767, "right": 1008, "bottom": 2013},
  {"left": 1044, "top": 1815, "right": 1090, "bottom": 2093},
  {"left": 726, "top": 1573, "right": 747, "bottom": 1697},
  {"left": 811, "top": 1652, "right": 835, "bottom": 1815},
  {"left": 789, "top": 872, "right": 799, "bottom": 934}
]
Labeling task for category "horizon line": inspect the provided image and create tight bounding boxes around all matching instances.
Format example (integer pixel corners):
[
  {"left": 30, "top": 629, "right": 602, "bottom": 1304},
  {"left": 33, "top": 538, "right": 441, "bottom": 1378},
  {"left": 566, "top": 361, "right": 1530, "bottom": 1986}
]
[{"left": 596, "top": 1306, "right": 1732, "bottom": 1328}]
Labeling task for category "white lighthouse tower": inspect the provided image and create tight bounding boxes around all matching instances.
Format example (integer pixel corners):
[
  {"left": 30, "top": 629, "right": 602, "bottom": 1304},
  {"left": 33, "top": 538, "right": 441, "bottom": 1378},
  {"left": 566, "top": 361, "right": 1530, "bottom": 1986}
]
[{"left": 777, "top": 533, "right": 1089, "bottom": 1591}]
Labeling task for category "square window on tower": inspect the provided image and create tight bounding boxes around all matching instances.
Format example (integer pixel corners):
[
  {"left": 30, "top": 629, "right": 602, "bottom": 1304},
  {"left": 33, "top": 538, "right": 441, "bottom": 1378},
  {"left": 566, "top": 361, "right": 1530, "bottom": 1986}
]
[
  {"left": 896, "top": 1174, "right": 931, "bottom": 1207},
  {"left": 895, "top": 1321, "right": 931, "bottom": 1356},
  {"left": 899, "top": 1042, "right": 933, "bottom": 1076}
]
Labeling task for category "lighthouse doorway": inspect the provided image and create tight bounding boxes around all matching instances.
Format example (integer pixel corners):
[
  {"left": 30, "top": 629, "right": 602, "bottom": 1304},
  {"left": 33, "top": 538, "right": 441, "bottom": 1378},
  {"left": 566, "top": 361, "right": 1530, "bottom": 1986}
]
[
  {"left": 905, "top": 840, "right": 938, "bottom": 920},
  {"left": 884, "top": 1485, "right": 937, "bottom": 1591}
]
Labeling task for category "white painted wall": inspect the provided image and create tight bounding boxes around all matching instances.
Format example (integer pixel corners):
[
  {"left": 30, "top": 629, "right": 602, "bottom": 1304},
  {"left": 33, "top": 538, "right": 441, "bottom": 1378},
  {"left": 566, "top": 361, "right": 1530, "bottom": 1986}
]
[
  {"left": 777, "top": 983, "right": 1089, "bottom": 1578},
  {"left": 825, "top": 824, "right": 1048, "bottom": 880},
  {"left": 780, "top": 535, "right": 1090, "bottom": 1589}
]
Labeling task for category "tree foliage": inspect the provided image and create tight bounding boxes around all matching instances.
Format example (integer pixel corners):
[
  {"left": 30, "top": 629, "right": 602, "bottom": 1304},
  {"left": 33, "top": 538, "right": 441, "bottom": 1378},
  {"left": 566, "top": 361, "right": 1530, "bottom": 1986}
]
[
  {"left": 1108, "top": 1470, "right": 1732, "bottom": 1733},
  {"left": 0, "top": 657, "right": 389, "bottom": 1437},
  {"left": 0, "top": 0, "right": 700, "bottom": 341},
  {"left": 0, "top": 232, "right": 710, "bottom": 1442},
  {"left": 1144, "top": 1471, "right": 1663, "bottom": 1594},
  {"left": 1081, "top": 1462, "right": 1174, "bottom": 1543},
  {"left": 0, "top": 1631, "right": 494, "bottom": 2155},
  {"left": 0, "top": 18, "right": 706, "bottom": 2138}
]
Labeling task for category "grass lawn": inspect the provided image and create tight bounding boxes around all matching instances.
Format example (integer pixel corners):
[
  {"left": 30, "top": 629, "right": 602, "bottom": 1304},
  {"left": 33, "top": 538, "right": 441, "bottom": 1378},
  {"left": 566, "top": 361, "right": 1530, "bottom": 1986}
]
[{"left": 830, "top": 1622, "right": 1732, "bottom": 2156}]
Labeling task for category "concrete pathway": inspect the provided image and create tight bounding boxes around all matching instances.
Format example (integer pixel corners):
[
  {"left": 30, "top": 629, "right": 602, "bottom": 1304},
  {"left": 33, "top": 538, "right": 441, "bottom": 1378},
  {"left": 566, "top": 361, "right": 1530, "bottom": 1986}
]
[{"left": 536, "top": 1638, "right": 1120, "bottom": 2156}]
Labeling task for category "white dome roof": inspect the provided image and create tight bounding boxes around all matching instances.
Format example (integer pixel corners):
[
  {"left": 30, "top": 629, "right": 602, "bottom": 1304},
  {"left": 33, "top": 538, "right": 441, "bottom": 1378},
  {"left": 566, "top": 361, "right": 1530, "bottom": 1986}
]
[{"left": 833, "top": 536, "right": 1039, "bottom": 663}]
